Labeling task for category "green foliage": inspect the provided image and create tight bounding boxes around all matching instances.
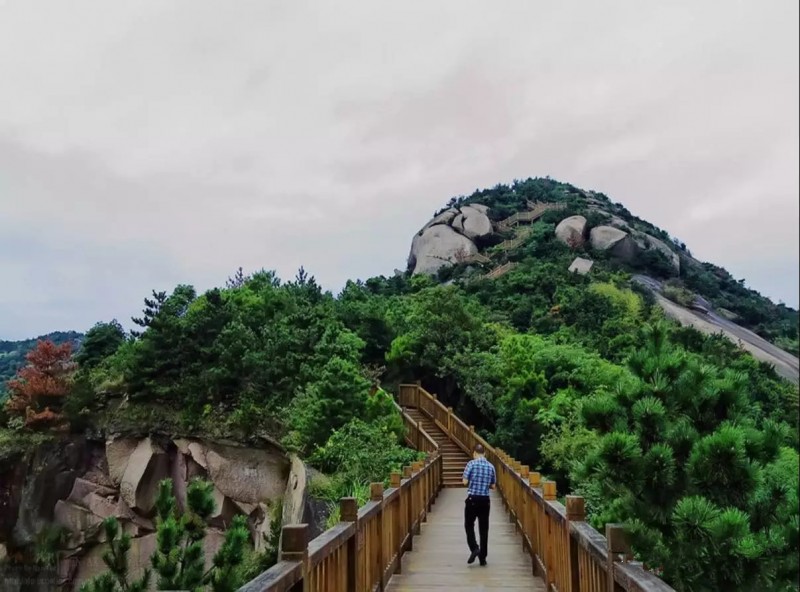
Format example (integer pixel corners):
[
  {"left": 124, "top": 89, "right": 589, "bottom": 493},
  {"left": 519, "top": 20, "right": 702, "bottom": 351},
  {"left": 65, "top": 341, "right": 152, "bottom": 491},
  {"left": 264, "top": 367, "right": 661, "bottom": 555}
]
[
  {"left": 75, "top": 321, "right": 126, "bottom": 369},
  {"left": 284, "top": 356, "right": 372, "bottom": 454},
  {"left": 566, "top": 324, "right": 798, "bottom": 590},
  {"left": 0, "top": 427, "right": 53, "bottom": 462},
  {"left": 79, "top": 518, "right": 151, "bottom": 592},
  {"left": 81, "top": 479, "right": 249, "bottom": 592},
  {"left": 221, "top": 500, "right": 284, "bottom": 585},
  {"left": 310, "top": 418, "right": 419, "bottom": 484},
  {"left": 662, "top": 283, "right": 695, "bottom": 307},
  {"left": 37, "top": 176, "right": 796, "bottom": 592}
]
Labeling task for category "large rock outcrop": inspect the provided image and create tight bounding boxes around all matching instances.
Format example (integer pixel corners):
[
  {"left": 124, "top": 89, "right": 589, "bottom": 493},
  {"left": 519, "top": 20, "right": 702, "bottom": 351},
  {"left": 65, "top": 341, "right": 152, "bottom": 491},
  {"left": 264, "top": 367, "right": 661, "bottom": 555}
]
[
  {"left": 555, "top": 215, "right": 587, "bottom": 247},
  {"left": 586, "top": 225, "right": 680, "bottom": 274},
  {"left": 1, "top": 435, "right": 296, "bottom": 591},
  {"left": 589, "top": 225, "right": 638, "bottom": 261},
  {"left": 204, "top": 442, "right": 288, "bottom": 505},
  {"left": 409, "top": 224, "right": 479, "bottom": 275},
  {"left": 119, "top": 438, "right": 169, "bottom": 515},
  {"left": 409, "top": 204, "right": 493, "bottom": 274},
  {"left": 452, "top": 205, "right": 493, "bottom": 240}
]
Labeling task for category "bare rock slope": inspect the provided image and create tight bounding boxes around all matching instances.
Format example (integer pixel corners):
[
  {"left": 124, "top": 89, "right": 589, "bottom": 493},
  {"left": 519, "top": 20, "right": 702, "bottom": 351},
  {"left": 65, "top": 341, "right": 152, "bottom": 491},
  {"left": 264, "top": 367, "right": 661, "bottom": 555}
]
[{"left": 633, "top": 275, "right": 799, "bottom": 384}]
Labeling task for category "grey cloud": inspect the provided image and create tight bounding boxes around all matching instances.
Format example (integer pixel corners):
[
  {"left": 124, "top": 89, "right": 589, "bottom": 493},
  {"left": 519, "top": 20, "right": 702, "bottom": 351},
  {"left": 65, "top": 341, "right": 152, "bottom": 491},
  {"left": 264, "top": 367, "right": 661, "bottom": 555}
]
[{"left": 0, "top": 0, "right": 797, "bottom": 339}]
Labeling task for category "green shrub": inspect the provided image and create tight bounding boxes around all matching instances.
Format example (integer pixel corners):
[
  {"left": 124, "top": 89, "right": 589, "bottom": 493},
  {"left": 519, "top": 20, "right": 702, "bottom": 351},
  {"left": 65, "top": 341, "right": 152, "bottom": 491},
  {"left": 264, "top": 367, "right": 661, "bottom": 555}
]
[{"left": 662, "top": 284, "right": 695, "bottom": 307}]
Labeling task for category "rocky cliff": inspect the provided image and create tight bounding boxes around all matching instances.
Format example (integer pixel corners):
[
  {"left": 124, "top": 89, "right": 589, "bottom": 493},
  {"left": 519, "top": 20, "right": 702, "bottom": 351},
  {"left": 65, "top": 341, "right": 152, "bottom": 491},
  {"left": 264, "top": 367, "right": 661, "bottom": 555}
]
[{"left": 0, "top": 433, "right": 322, "bottom": 591}]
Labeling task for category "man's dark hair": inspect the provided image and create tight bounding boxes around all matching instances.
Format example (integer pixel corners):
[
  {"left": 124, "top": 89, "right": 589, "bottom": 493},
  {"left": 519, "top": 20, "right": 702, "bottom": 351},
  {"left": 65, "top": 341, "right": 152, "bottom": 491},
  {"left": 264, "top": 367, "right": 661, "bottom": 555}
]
[{"left": 474, "top": 444, "right": 485, "bottom": 455}]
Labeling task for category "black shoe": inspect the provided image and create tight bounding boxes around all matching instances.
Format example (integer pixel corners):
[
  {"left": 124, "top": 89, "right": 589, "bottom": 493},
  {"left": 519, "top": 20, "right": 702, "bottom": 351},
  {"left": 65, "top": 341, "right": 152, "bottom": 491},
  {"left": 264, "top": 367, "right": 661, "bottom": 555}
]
[
  {"left": 479, "top": 558, "right": 487, "bottom": 567},
  {"left": 468, "top": 549, "right": 479, "bottom": 564}
]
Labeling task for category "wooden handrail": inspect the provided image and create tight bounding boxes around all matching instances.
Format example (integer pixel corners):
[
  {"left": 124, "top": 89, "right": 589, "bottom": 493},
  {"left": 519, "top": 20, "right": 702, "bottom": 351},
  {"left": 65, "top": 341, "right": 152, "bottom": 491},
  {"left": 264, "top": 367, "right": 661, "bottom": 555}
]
[
  {"left": 238, "top": 402, "right": 442, "bottom": 592},
  {"left": 398, "top": 384, "right": 676, "bottom": 592},
  {"left": 483, "top": 262, "right": 517, "bottom": 280},
  {"left": 496, "top": 201, "right": 566, "bottom": 231}
]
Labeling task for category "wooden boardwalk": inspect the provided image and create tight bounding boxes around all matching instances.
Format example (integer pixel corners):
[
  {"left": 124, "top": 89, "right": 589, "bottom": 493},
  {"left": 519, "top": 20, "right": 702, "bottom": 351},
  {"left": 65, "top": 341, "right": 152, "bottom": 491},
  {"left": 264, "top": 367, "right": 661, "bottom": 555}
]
[{"left": 386, "top": 488, "right": 545, "bottom": 591}]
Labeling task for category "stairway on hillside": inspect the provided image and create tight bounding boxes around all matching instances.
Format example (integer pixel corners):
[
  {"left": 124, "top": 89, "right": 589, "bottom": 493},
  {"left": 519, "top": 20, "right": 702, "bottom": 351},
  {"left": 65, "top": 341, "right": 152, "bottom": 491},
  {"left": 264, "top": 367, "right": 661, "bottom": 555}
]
[{"left": 406, "top": 409, "right": 471, "bottom": 487}]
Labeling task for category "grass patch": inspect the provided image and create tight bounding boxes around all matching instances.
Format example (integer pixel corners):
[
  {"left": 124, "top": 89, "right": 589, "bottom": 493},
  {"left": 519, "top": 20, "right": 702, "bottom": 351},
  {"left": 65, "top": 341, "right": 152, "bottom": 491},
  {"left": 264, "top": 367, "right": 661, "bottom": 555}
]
[{"left": 0, "top": 428, "right": 54, "bottom": 462}]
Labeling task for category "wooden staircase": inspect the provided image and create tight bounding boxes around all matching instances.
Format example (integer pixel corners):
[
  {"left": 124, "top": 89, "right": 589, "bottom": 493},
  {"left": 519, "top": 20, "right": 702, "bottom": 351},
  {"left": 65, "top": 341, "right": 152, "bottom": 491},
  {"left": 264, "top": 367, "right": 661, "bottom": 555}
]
[{"left": 406, "top": 408, "right": 470, "bottom": 487}]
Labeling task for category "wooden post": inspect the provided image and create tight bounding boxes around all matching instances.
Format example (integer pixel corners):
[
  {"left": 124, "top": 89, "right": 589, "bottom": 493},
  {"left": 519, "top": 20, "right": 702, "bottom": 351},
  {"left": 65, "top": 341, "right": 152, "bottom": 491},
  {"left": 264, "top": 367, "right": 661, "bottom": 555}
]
[
  {"left": 529, "top": 473, "right": 540, "bottom": 575},
  {"left": 606, "top": 524, "right": 627, "bottom": 592},
  {"left": 340, "top": 498, "right": 359, "bottom": 590},
  {"left": 543, "top": 482, "right": 556, "bottom": 589},
  {"left": 412, "top": 461, "right": 423, "bottom": 533},
  {"left": 422, "top": 458, "right": 430, "bottom": 520},
  {"left": 280, "top": 524, "right": 309, "bottom": 591},
  {"left": 389, "top": 473, "right": 402, "bottom": 573},
  {"left": 447, "top": 406, "right": 453, "bottom": 434},
  {"left": 403, "top": 466, "right": 413, "bottom": 552},
  {"left": 371, "top": 483, "right": 385, "bottom": 591},
  {"left": 566, "top": 496, "right": 585, "bottom": 592},
  {"left": 543, "top": 481, "right": 556, "bottom": 501}
]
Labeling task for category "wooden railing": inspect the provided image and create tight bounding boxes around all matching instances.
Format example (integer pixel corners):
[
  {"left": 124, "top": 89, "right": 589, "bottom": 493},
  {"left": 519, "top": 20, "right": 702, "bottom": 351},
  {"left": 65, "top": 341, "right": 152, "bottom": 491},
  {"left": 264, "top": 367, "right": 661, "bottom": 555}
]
[
  {"left": 461, "top": 252, "right": 492, "bottom": 265},
  {"left": 398, "top": 384, "right": 676, "bottom": 592},
  {"left": 483, "top": 261, "right": 517, "bottom": 280},
  {"left": 496, "top": 201, "right": 566, "bottom": 231},
  {"left": 238, "top": 405, "right": 441, "bottom": 592},
  {"left": 498, "top": 226, "right": 534, "bottom": 251}
]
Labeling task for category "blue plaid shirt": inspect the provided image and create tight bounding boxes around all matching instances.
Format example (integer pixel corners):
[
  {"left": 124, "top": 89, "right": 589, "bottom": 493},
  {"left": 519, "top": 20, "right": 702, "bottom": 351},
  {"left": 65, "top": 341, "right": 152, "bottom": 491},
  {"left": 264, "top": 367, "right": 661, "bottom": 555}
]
[{"left": 463, "top": 457, "right": 496, "bottom": 497}]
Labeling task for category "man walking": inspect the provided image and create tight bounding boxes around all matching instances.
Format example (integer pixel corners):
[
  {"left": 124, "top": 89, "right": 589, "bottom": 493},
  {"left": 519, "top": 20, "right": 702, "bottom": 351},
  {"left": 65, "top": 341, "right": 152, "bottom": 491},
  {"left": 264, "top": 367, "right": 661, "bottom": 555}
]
[{"left": 462, "top": 444, "right": 496, "bottom": 566}]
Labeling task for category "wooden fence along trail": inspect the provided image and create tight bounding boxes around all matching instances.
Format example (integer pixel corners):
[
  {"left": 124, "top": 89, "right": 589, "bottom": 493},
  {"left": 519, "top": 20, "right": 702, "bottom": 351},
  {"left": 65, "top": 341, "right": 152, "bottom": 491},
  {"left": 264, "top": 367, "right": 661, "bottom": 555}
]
[{"left": 238, "top": 384, "right": 675, "bottom": 592}]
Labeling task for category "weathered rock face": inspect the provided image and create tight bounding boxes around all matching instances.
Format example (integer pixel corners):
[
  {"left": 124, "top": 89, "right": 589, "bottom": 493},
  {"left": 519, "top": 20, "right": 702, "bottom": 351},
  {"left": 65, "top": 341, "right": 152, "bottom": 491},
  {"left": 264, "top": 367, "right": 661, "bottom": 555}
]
[
  {"left": 589, "top": 225, "right": 640, "bottom": 263},
  {"left": 205, "top": 442, "right": 288, "bottom": 505},
  {"left": 120, "top": 438, "right": 169, "bottom": 515},
  {"left": 586, "top": 224, "right": 679, "bottom": 274},
  {"left": 633, "top": 232, "right": 680, "bottom": 273},
  {"left": 555, "top": 216, "right": 588, "bottom": 247},
  {"left": 453, "top": 205, "right": 494, "bottom": 240},
  {"left": 0, "top": 453, "right": 28, "bottom": 544},
  {"left": 568, "top": 257, "right": 594, "bottom": 275},
  {"left": 589, "top": 225, "right": 628, "bottom": 251},
  {"left": 1, "top": 435, "right": 293, "bottom": 591},
  {"left": 11, "top": 439, "right": 90, "bottom": 548},
  {"left": 409, "top": 224, "right": 479, "bottom": 275},
  {"left": 282, "top": 454, "right": 307, "bottom": 528},
  {"left": 408, "top": 204, "right": 494, "bottom": 274},
  {"left": 105, "top": 437, "right": 138, "bottom": 486}
]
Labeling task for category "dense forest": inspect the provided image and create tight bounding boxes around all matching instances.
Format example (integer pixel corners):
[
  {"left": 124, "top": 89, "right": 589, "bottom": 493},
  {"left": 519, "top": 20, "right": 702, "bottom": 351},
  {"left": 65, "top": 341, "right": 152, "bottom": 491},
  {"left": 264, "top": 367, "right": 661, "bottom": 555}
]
[{"left": 1, "top": 178, "right": 798, "bottom": 591}]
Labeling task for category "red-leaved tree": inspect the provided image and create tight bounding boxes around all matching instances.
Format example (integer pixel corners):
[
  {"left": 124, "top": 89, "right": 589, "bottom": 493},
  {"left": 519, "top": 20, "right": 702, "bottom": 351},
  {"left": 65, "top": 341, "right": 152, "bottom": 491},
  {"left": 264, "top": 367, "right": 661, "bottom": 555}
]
[{"left": 5, "top": 340, "right": 76, "bottom": 429}]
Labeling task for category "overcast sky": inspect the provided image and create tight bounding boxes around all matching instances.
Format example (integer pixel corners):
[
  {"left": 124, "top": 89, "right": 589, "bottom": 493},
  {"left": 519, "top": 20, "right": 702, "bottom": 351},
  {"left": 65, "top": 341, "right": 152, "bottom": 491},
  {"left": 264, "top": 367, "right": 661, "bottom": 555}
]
[{"left": 0, "top": 1, "right": 797, "bottom": 340}]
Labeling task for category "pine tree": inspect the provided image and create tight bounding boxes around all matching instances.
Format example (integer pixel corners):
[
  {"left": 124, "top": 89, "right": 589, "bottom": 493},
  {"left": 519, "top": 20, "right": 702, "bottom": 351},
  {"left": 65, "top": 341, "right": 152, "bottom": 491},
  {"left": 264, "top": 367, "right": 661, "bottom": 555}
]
[
  {"left": 80, "top": 479, "right": 249, "bottom": 592},
  {"left": 574, "top": 322, "right": 798, "bottom": 591}
]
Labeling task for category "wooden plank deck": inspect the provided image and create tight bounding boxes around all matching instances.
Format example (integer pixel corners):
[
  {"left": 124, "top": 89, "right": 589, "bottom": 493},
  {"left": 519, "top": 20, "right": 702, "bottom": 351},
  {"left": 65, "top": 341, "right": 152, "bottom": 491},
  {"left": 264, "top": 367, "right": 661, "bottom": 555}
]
[{"left": 386, "top": 488, "right": 546, "bottom": 591}]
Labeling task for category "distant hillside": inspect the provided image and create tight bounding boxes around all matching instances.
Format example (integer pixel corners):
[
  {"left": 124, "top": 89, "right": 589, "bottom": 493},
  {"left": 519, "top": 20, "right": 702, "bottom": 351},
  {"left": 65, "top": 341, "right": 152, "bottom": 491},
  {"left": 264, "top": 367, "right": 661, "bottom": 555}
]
[
  {"left": 0, "top": 331, "right": 83, "bottom": 394},
  {"left": 416, "top": 177, "right": 799, "bottom": 356}
]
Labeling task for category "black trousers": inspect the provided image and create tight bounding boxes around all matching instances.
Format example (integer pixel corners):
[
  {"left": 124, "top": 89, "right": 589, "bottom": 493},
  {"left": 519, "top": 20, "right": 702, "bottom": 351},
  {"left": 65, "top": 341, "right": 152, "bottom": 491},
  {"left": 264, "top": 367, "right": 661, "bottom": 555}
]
[{"left": 464, "top": 495, "right": 490, "bottom": 560}]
